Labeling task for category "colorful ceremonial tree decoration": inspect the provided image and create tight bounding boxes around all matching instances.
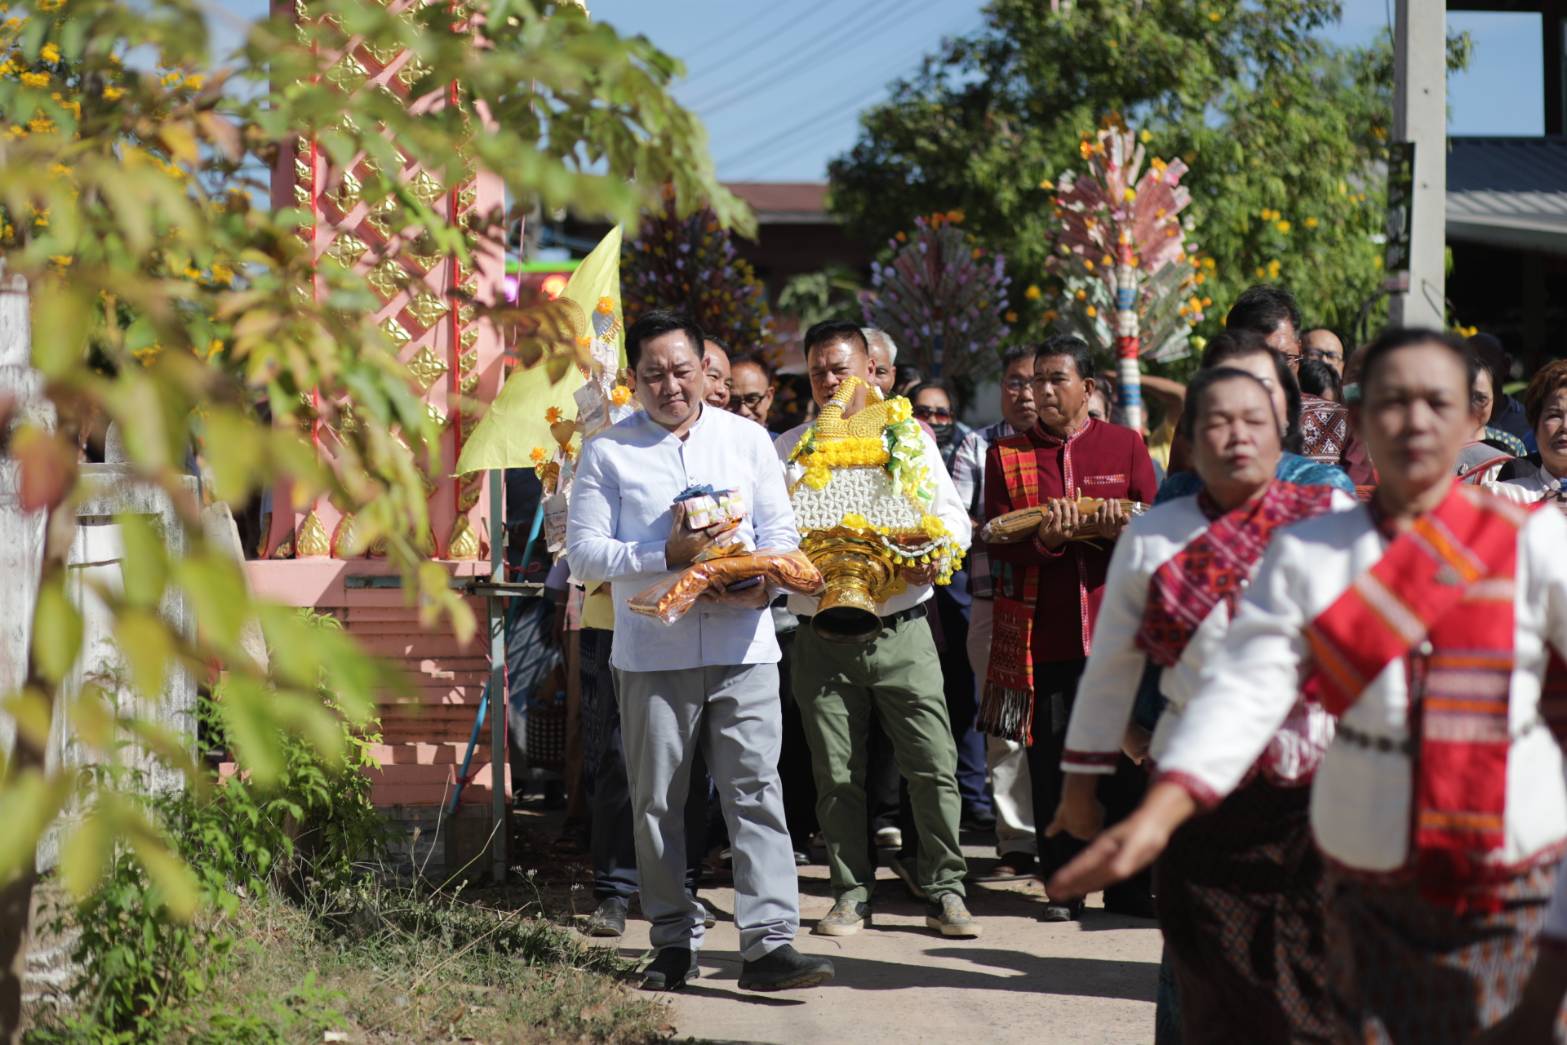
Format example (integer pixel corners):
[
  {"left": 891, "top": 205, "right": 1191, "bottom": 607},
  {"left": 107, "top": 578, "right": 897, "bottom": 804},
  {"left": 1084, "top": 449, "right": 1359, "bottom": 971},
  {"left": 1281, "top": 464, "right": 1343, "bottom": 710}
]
[
  {"left": 621, "top": 190, "right": 772, "bottom": 350},
  {"left": 1045, "top": 123, "right": 1210, "bottom": 431},
  {"left": 862, "top": 211, "right": 1011, "bottom": 382}
]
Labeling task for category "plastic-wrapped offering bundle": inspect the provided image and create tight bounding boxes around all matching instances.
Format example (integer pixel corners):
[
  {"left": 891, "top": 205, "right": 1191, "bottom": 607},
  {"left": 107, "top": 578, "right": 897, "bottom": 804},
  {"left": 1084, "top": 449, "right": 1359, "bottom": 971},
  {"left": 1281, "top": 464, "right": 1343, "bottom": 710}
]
[
  {"left": 980, "top": 497, "right": 1148, "bottom": 543},
  {"left": 628, "top": 550, "right": 824, "bottom": 625}
]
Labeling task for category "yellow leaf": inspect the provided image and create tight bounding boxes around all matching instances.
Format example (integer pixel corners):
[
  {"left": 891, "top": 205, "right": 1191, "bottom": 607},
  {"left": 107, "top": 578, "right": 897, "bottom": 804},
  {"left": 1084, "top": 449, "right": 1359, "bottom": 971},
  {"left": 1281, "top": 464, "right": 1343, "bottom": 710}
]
[
  {"left": 115, "top": 514, "right": 168, "bottom": 609},
  {"left": 158, "top": 122, "right": 198, "bottom": 164},
  {"left": 0, "top": 768, "right": 71, "bottom": 883},
  {"left": 1, "top": 688, "right": 54, "bottom": 752},
  {"left": 29, "top": 281, "right": 89, "bottom": 380},
  {"left": 59, "top": 809, "right": 112, "bottom": 899},
  {"left": 32, "top": 579, "right": 81, "bottom": 685},
  {"left": 125, "top": 816, "right": 200, "bottom": 919},
  {"left": 115, "top": 610, "right": 174, "bottom": 698},
  {"left": 68, "top": 683, "right": 115, "bottom": 752}
]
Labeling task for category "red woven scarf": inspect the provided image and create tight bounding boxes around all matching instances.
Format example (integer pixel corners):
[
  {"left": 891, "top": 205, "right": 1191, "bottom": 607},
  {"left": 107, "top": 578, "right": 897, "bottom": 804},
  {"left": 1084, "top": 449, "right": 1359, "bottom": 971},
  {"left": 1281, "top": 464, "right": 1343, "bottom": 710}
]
[
  {"left": 979, "top": 442, "right": 1042, "bottom": 744},
  {"left": 1137, "top": 481, "right": 1336, "bottom": 668},
  {"left": 1305, "top": 484, "right": 1530, "bottom": 909}
]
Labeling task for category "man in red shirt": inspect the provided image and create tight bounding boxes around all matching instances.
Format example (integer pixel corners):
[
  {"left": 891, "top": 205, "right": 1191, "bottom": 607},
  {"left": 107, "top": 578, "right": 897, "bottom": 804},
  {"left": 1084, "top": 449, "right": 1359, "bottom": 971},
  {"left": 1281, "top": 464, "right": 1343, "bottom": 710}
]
[{"left": 981, "top": 334, "right": 1159, "bottom": 921}]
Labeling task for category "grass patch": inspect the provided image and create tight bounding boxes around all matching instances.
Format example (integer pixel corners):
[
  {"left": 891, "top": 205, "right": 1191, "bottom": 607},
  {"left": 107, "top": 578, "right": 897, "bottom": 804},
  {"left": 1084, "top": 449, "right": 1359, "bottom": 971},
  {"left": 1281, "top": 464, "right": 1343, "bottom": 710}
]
[{"left": 30, "top": 879, "right": 672, "bottom": 1043}]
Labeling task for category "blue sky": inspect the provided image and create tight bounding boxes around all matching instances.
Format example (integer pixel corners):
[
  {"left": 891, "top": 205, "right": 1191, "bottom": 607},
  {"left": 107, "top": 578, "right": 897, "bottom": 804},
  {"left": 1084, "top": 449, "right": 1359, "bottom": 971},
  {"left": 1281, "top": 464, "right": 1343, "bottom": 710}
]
[
  {"left": 585, "top": 0, "right": 1546, "bottom": 180},
  {"left": 219, "top": 1, "right": 1545, "bottom": 181}
]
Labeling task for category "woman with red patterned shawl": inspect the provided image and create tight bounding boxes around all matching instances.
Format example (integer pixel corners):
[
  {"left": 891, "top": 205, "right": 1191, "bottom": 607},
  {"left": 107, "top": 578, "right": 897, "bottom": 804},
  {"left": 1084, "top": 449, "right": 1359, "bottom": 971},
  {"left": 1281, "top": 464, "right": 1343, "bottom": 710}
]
[
  {"left": 1050, "top": 328, "right": 1567, "bottom": 1042},
  {"left": 1050, "top": 367, "right": 1353, "bottom": 1042}
]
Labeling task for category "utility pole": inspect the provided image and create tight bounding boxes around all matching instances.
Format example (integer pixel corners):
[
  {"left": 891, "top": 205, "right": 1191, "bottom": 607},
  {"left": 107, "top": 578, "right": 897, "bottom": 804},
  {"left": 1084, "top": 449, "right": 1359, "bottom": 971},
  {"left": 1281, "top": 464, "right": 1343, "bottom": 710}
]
[{"left": 1389, "top": 0, "right": 1446, "bottom": 329}]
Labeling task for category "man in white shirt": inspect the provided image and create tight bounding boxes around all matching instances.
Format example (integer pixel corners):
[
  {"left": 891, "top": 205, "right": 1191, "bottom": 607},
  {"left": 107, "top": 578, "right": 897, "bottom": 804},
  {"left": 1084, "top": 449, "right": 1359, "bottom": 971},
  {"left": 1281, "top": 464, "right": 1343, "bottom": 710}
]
[
  {"left": 776, "top": 321, "right": 980, "bottom": 939},
  {"left": 567, "top": 310, "right": 833, "bottom": 994}
]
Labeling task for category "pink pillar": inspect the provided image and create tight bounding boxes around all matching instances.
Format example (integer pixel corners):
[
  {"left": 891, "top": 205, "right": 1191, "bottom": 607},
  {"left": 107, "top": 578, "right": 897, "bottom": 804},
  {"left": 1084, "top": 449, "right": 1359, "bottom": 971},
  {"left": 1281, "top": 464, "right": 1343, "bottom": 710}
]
[{"left": 247, "top": 3, "right": 512, "bottom": 823}]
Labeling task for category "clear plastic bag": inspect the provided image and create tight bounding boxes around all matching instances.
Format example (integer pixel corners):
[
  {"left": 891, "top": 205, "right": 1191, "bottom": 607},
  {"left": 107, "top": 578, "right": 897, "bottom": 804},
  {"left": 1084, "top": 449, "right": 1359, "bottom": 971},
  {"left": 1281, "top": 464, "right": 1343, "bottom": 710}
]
[{"left": 627, "top": 549, "right": 824, "bottom": 625}]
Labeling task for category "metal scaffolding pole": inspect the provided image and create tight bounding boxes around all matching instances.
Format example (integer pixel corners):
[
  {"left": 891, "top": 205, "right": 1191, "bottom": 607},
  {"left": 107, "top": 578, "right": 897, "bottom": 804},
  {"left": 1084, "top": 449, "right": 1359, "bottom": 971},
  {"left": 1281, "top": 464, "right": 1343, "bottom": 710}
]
[{"left": 488, "top": 468, "right": 508, "bottom": 882}]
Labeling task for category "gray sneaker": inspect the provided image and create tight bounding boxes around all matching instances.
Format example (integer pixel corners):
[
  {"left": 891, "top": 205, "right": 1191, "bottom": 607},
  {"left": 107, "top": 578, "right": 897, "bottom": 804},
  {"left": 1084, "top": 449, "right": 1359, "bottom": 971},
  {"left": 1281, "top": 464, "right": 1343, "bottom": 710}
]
[
  {"left": 925, "top": 893, "right": 981, "bottom": 938},
  {"left": 811, "top": 897, "right": 870, "bottom": 937}
]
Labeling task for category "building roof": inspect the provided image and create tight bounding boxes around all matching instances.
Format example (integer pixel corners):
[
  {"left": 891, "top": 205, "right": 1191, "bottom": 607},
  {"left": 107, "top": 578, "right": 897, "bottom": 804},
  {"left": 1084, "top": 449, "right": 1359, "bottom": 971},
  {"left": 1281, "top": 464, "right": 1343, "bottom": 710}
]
[
  {"left": 1447, "top": 137, "right": 1567, "bottom": 254},
  {"left": 723, "top": 182, "right": 834, "bottom": 225}
]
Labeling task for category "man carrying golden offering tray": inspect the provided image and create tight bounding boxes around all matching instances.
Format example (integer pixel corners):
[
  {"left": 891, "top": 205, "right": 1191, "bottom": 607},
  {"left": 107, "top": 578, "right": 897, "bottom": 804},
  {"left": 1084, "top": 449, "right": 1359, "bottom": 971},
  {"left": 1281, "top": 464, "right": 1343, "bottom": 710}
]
[{"left": 774, "top": 321, "right": 980, "bottom": 941}]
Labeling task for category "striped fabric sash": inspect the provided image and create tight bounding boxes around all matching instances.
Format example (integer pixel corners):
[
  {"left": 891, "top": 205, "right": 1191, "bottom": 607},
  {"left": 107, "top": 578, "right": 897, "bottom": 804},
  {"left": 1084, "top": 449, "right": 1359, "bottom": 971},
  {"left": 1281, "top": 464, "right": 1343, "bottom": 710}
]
[
  {"left": 1137, "top": 481, "right": 1335, "bottom": 668},
  {"left": 979, "top": 440, "right": 1042, "bottom": 744},
  {"left": 1305, "top": 484, "right": 1530, "bottom": 908}
]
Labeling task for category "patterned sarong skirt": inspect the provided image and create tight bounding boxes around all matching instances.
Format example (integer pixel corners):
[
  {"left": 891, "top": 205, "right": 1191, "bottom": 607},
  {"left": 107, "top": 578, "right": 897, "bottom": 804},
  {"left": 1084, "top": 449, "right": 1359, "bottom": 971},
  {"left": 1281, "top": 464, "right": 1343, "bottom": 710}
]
[
  {"left": 1153, "top": 778, "right": 1335, "bottom": 1044},
  {"left": 1326, "top": 858, "right": 1567, "bottom": 1043}
]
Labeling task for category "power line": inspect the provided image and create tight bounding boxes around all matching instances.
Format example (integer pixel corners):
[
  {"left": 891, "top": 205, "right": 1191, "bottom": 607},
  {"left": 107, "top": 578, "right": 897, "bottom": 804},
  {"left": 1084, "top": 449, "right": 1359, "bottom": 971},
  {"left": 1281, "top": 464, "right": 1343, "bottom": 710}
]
[
  {"left": 689, "top": 0, "right": 912, "bottom": 113},
  {"left": 680, "top": 0, "right": 841, "bottom": 88},
  {"left": 721, "top": 86, "right": 889, "bottom": 178},
  {"left": 718, "top": 14, "right": 975, "bottom": 175}
]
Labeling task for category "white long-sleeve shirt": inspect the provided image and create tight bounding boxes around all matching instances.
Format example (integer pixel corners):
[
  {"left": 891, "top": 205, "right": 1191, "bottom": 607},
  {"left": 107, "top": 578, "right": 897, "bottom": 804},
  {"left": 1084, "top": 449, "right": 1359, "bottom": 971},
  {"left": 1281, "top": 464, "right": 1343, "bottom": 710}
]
[
  {"left": 1062, "top": 490, "right": 1354, "bottom": 781},
  {"left": 774, "top": 422, "right": 972, "bottom": 617},
  {"left": 1157, "top": 497, "right": 1567, "bottom": 879},
  {"left": 566, "top": 404, "right": 798, "bottom": 672}
]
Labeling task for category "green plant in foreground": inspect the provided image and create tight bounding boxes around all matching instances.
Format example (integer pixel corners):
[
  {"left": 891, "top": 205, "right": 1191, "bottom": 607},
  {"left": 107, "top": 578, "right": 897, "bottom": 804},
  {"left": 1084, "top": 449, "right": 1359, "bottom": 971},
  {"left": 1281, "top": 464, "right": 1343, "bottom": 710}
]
[
  {"left": 0, "top": 0, "right": 749, "bottom": 1035},
  {"left": 41, "top": 673, "right": 385, "bottom": 1039}
]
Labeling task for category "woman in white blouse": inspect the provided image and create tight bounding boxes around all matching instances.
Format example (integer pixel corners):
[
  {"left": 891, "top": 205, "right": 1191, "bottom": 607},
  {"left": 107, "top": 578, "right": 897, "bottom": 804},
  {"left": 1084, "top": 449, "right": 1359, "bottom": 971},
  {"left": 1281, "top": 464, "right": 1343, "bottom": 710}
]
[
  {"left": 1050, "top": 328, "right": 1567, "bottom": 1042},
  {"left": 1049, "top": 366, "right": 1353, "bottom": 1043}
]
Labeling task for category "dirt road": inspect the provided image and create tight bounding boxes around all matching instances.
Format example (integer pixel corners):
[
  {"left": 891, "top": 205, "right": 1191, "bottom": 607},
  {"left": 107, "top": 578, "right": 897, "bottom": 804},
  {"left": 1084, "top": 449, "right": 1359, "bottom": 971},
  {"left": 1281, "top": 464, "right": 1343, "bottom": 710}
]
[{"left": 594, "top": 846, "right": 1163, "bottom": 1044}]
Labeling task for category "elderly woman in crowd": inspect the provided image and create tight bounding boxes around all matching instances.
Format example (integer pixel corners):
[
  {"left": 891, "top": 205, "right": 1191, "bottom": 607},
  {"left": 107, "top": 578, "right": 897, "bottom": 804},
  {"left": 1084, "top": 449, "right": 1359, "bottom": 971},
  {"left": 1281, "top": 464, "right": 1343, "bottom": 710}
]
[{"left": 1499, "top": 359, "right": 1567, "bottom": 501}]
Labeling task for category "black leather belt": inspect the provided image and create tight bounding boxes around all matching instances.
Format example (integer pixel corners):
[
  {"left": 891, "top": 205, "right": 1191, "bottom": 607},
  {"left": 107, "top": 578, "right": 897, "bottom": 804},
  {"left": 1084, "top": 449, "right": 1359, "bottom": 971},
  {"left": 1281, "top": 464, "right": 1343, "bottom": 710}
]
[{"left": 798, "top": 602, "right": 927, "bottom": 630}]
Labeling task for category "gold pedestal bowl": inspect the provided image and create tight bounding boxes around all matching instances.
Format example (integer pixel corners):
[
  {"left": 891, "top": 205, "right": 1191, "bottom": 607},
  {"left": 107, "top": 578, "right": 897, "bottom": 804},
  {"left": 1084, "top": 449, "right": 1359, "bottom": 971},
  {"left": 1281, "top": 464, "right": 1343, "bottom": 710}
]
[{"left": 801, "top": 532, "right": 900, "bottom": 643}]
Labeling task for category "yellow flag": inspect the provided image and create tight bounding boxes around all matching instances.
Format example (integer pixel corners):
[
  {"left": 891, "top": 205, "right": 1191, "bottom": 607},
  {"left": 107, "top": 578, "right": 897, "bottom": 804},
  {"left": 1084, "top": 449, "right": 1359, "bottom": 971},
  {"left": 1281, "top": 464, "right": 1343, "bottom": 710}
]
[{"left": 454, "top": 226, "right": 624, "bottom": 474}]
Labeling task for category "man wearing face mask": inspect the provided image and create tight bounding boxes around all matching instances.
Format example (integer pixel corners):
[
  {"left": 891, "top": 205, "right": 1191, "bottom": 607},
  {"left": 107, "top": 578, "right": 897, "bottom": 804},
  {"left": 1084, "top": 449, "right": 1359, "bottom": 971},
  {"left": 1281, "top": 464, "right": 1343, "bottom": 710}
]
[
  {"left": 568, "top": 310, "right": 834, "bottom": 994},
  {"left": 908, "top": 378, "right": 990, "bottom": 831}
]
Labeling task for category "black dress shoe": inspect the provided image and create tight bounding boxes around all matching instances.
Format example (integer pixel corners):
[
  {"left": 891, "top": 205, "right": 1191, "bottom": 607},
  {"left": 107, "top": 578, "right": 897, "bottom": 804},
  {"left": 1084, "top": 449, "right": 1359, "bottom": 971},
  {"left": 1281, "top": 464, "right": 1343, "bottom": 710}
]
[
  {"left": 738, "top": 944, "right": 834, "bottom": 992},
  {"left": 1038, "top": 899, "right": 1084, "bottom": 923},
  {"left": 973, "top": 853, "right": 1036, "bottom": 882},
  {"left": 640, "top": 947, "right": 699, "bottom": 991},
  {"left": 1103, "top": 886, "right": 1158, "bottom": 920},
  {"left": 584, "top": 896, "right": 629, "bottom": 938},
  {"left": 961, "top": 807, "right": 997, "bottom": 831}
]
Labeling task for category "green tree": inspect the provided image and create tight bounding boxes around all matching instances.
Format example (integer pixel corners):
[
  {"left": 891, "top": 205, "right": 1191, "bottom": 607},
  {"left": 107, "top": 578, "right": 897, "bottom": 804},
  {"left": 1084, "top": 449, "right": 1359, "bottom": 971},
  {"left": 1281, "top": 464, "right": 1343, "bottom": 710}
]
[
  {"left": 777, "top": 263, "right": 863, "bottom": 332},
  {"left": 0, "top": 1, "right": 741, "bottom": 1037},
  {"left": 828, "top": 0, "right": 1454, "bottom": 340}
]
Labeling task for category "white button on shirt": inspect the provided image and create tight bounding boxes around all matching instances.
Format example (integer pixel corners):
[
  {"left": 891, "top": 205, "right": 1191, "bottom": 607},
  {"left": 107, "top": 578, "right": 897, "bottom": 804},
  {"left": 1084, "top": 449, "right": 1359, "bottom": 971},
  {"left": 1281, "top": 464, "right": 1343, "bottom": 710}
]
[
  {"left": 566, "top": 405, "right": 800, "bottom": 672},
  {"left": 774, "top": 422, "right": 972, "bottom": 618}
]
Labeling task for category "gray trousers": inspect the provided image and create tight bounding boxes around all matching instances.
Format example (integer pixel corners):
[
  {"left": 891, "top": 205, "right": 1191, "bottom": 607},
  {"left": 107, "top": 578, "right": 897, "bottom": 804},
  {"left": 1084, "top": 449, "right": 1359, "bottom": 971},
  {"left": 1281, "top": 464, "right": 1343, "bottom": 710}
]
[{"left": 615, "top": 662, "right": 799, "bottom": 960}]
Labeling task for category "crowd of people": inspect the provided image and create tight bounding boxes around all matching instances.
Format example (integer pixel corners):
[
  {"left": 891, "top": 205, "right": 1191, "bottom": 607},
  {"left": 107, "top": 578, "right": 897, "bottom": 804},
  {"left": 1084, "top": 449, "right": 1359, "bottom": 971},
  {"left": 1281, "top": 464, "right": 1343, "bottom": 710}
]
[{"left": 543, "top": 281, "right": 1567, "bottom": 1039}]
